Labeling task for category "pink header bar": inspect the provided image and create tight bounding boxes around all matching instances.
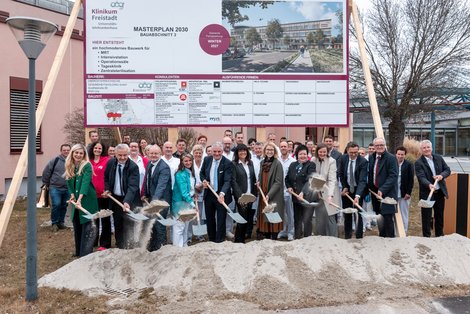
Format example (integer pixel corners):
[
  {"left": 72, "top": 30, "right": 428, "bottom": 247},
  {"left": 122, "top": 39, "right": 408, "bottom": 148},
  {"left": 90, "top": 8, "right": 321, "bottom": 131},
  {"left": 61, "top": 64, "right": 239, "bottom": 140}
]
[
  {"left": 86, "top": 74, "right": 347, "bottom": 81},
  {"left": 87, "top": 94, "right": 154, "bottom": 99}
]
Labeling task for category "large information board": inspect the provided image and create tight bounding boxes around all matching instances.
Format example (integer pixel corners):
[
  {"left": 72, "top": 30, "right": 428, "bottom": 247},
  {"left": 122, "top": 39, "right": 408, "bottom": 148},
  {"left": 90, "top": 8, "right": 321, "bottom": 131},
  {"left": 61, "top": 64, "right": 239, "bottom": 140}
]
[{"left": 84, "top": 0, "right": 348, "bottom": 126}]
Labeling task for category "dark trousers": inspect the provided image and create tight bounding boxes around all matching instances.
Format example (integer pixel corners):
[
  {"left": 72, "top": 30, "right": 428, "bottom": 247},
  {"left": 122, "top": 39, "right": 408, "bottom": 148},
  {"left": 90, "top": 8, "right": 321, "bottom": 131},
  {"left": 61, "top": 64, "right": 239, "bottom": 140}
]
[
  {"left": 94, "top": 198, "right": 111, "bottom": 248},
  {"left": 148, "top": 207, "right": 169, "bottom": 251},
  {"left": 72, "top": 210, "right": 95, "bottom": 257},
  {"left": 204, "top": 193, "right": 227, "bottom": 243},
  {"left": 293, "top": 202, "right": 314, "bottom": 239},
  {"left": 245, "top": 208, "right": 256, "bottom": 238},
  {"left": 235, "top": 204, "right": 252, "bottom": 243},
  {"left": 109, "top": 194, "right": 132, "bottom": 249},
  {"left": 341, "top": 193, "right": 364, "bottom": 239},
  {"left": 371, "top": 190, "right": 395, "bottom": 238},
  {"left": 421, "top": 190, "right": 445, "bottom": 237}
]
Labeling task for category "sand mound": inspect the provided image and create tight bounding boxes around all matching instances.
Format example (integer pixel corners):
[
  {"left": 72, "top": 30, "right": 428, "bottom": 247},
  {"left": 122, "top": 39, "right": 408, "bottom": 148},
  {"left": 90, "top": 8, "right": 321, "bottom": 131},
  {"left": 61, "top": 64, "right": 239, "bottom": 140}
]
[{"left": 39, "top": 234, "right": 470, "bottom": 311}]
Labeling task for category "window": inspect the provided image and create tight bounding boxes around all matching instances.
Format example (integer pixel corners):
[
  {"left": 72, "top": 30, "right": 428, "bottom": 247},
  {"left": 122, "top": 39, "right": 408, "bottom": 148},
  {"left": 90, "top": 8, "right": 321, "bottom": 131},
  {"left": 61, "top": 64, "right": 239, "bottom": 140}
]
[{"left": 10, "top": 77, "right": 42, "bottom": 154}]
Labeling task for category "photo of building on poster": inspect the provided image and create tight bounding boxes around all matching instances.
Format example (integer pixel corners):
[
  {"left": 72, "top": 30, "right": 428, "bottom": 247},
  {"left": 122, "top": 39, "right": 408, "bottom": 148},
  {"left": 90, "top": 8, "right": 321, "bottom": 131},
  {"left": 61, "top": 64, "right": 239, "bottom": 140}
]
[{"left": 221, "top": 0, "right": 345, "bottom": 73}]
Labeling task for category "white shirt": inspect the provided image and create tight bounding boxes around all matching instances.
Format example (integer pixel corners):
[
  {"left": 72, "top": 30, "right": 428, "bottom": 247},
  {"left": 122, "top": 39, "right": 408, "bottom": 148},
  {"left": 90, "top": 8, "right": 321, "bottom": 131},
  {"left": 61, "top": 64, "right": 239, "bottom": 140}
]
[
  {"left": 162, "top": 155, "right": 180, "bottom": 188},
  {"left": 252, "top": 154, "right": 262, "bottom": 181},
  {"left": 280, "top": 154, "right": 295, "bottom": 196},
  {"left": 239, "top": 160, "right": 252, "bottom": 194},
  {"left": 425, "top": 156, "right": 440, "bottom": 190},
  {"left": 223, "top": 150, "right": 234, "bottom": 161},
  {"left": 130, "top": 155, "right": 146, "bottom": 191}
]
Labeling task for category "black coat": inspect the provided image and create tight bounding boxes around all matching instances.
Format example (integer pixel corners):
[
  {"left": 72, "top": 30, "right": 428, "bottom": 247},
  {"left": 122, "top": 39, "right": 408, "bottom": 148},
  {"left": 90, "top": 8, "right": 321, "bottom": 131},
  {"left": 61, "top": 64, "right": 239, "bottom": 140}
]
[
  {"left": 200, "top": 155, "right": 233, "bottom": 204},
  {"left": 285, "top": 161, "right": 315, "bottom": 203},
  {"left": 231, "top": 160, "right": 257, "bottom": 201},
  {"left": 368, "top": 151, "right": 398, "bottom": 214},
  {"left": 399, "top": 159, "right": 414, "bottom": 198},
  {"left": 415, "top": 154, "right": 450, "bottom": 199},
  {"left": 104, "top": 158, "right": 142, "bottom": 208},
  {"left": 338, "top": 154, "right": 368, "bottom": 197}
]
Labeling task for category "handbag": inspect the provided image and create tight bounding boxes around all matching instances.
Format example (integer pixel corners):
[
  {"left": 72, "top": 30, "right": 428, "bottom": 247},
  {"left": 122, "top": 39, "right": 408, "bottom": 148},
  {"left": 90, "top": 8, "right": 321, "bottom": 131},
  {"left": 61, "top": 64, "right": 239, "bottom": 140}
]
[{"left": 37, "top": 184, "right": 50, "bottom": 208}]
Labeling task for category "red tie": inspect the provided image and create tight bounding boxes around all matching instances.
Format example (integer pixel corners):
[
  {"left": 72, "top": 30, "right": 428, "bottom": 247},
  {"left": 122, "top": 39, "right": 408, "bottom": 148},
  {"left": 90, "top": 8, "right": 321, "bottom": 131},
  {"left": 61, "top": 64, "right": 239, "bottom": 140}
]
[{"left": 374, "top": 155, "right": 381, "bottom": 187}]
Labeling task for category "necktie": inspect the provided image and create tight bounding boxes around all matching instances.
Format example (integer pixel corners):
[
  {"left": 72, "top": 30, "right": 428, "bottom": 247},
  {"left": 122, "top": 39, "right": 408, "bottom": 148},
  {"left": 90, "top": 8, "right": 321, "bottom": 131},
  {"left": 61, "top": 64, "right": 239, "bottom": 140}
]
[
  {"left": 147, "top": 163, "right": 154, "bottom": 192},
  {"left": 349, "top": 159, "right": 356, "bottom": 193},
  {"left": 118, "top": 164, "right": 124, "bottom": 195},
  {"left": 213, "top": 159, "right": 219, "bottom": 191},
  {"left": 374, "top": 155, "right": 381, "bottom": 188}
]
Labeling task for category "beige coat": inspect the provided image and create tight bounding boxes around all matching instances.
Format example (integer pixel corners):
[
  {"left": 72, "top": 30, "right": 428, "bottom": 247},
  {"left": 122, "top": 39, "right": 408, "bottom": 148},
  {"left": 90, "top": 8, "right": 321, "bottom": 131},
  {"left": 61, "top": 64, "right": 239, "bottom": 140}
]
[{"left": 312, "top": 157, "right": 340, "bottom": 215}]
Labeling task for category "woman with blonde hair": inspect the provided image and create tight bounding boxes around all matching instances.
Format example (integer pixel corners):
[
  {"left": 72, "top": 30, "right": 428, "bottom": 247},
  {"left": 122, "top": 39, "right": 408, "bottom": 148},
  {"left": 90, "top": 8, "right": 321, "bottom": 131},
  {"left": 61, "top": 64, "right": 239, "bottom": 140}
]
[
  {"left": 256, "top": 142, "right": 284, "bottom": 240},
  {"left": 65, "top": 143, "right": 99, "bottom": 257}
]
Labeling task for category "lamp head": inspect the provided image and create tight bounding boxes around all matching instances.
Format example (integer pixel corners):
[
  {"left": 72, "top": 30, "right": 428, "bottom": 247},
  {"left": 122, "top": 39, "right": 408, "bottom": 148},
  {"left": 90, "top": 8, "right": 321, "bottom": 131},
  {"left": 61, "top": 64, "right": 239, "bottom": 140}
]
[{"left": 6, "top": 17, "right": 58, "bottom": 59}]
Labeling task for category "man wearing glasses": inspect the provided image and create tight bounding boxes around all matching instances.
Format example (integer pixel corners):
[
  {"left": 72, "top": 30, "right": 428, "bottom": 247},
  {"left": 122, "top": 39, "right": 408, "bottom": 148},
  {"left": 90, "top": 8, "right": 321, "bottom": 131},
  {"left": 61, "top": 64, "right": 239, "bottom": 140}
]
[{"left": 368, "top": 138, "right": 398, "bottom": 237}]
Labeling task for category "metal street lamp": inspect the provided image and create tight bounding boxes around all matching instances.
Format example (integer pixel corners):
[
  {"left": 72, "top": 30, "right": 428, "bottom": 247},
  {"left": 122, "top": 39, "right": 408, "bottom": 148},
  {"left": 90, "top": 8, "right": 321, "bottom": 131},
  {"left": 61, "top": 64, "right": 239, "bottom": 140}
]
[{"left": 6, "top": 16, "right": 57, "bottom": 301}]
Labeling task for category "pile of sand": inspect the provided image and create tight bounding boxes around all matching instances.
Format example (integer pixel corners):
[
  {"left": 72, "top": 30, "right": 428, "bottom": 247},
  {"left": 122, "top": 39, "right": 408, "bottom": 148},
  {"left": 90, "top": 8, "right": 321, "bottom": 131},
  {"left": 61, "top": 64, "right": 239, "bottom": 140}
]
[{"left": 39, "top": 234, "right": 470, "bottom": 311}]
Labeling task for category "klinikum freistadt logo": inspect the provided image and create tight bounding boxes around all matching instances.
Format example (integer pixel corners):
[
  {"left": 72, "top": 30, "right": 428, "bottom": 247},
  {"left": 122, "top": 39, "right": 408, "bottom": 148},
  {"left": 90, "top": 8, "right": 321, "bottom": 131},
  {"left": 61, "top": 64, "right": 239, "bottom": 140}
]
[{"left": 110, "top": 1, "right": 124, "bottom": 9}]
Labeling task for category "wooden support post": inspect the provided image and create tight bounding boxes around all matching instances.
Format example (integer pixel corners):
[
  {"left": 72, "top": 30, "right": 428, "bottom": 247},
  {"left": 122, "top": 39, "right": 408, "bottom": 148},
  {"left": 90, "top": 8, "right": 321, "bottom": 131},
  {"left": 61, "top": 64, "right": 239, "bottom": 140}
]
[
  {"left": 350, "top": 0, "right": 404, "bottom": 237},
  {"left": 168, "top": 128, "right": 178, "bottom": 145},
  {"left": 256, "top": 128, "right": 266, "bottom": 144},
  {"left": 0, "top": 0, "right": 83, "bottom": 247}
]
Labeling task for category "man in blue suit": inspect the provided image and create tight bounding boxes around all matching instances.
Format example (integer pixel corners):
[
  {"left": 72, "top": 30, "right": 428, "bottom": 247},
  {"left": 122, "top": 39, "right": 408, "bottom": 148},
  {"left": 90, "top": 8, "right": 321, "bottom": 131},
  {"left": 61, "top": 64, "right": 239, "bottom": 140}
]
[
  {"left": 338, "top": 141, "right": 368, "bottom": 239},
  {"left": 368, "top": 138, "right": 398, "bottom": 238},
  {"left": 200, "top": 142, "right": 233, "bottom": 243},
  {"left": 144, "top": 144, "right": 172, "bottom": 251}
]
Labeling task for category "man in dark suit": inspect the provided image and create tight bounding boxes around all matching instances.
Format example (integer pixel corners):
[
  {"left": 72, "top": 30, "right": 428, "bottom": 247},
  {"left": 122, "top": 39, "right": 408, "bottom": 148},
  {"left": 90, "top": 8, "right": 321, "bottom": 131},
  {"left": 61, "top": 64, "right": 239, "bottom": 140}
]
[
  {"left": 200, "top": 142, "right": 233, "bottom": 243},
  {"left": 104, "top": 144, "right": 141, "bottom": 249},
  {"left": 338, "top": 141, "right": 368, "bottom": 239},
  {"left": 143, "top": 144, "right": 172, "bottom": 251},
  {"left": 324, "top": 135, "right": 342, "bottom": 161},
  {"left": 368, "top": 138, "right": 398, "bottom": 238},
  {"left": 415, "top": 140, "right": 450, "bottom": 237},
  {"left": 396, "top": 146, "right": 414, "bottom": 233}
]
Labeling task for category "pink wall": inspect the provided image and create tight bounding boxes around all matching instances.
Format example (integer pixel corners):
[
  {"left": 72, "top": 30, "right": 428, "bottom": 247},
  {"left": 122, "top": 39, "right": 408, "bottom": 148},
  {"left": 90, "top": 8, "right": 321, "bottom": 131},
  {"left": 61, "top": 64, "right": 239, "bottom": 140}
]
[{"left": 0, "top": 1, "right": 84, "bottom": 195}]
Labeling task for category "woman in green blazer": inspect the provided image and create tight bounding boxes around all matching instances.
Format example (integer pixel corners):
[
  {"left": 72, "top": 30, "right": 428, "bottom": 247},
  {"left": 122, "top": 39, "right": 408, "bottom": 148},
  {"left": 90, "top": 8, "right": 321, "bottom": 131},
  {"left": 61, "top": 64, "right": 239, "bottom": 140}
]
[{"left": 65, "top": 144, "right": 99, "bottom": 257}]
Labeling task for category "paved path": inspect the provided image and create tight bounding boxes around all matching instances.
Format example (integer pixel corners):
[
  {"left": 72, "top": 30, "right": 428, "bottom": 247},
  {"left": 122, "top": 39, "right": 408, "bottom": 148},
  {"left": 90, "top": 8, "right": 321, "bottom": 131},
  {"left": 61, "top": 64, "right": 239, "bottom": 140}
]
[{"left": 283, "top": 50, "right": 314, "bottom": 72}]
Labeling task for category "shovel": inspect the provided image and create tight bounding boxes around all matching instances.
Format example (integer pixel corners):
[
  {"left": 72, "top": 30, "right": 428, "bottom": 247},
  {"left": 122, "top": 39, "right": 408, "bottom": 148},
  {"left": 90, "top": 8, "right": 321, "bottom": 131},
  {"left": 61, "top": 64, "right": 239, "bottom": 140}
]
[
  {"left": 310, "top": 174, "right": 326, "bottom": 190},
  {"left": 106, "top": 193, "right": 149, "bottom": 221},
  {"left": 207, "top": 184, "right": 247, "bottom": 224},
  {"left": 141, "top": 199, "right": 170, "bottom": 215},
  {"left": 369, "top": 189, "right": 398, "bottom": 205},
  {"left": 417, "top": 179, "right": 439, "bottom": 208},
  {"left": 257, "top": 185, "right": 282, "bottom": 223},
  {"left": 69, "top": 200, "right": 114, "bottom": 220},
  {"left": 344, "top": 194, "right": 365, "bottom": 212},
  {"left": 192, "top": 199, "right": 207, "bottom": 236},
  {"left": 319, "top": 196, "right": 355, "bottom": 214},
  {"left": 239, "top": 193, "right": 256, "bottom": 205},
  {"left": 142, "top": 199, "right": 177, "bottom": 226},
  {"left": 289, "top": 190, "right": 319, "bottom": 207}
]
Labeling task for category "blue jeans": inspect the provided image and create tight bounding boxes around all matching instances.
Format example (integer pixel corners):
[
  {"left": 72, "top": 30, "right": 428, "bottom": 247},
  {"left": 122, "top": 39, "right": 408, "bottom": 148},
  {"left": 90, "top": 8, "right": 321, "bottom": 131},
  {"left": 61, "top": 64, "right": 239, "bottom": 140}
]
[{"left": 50, "top": 187, "right": 70, "bottom": 225}]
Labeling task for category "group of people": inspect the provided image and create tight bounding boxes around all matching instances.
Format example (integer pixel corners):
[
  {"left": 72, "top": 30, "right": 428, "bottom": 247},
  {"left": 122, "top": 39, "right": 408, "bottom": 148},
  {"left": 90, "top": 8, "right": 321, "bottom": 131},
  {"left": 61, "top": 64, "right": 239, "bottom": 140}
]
[{"left": 41, "top": 129, "right": 450, "bottom": 258}]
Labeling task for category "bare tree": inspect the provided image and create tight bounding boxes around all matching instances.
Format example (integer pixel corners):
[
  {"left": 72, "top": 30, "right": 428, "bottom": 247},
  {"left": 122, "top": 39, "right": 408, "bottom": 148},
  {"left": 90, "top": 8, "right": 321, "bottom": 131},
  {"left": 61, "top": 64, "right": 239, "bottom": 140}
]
[
  {"left": 63, "top": 107, "right": 85, "bottom": 145},
  {"left": 350, "top": 0, "right": 470, "bottom": 151}
]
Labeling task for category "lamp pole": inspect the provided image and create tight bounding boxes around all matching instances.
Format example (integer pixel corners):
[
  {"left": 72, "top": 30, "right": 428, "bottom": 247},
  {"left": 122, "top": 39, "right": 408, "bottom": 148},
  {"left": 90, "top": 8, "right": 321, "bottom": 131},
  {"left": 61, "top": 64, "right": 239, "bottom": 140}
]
[{"left": 6, "top": 17, "right": 57, "bottom": 301}]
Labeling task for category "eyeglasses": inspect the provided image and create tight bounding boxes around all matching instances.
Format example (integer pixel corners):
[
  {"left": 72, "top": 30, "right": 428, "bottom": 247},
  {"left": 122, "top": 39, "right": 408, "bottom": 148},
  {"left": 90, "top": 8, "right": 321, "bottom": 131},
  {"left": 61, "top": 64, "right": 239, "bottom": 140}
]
[{"left": 374, "top": 144, "right": 385, "bottom": 147}]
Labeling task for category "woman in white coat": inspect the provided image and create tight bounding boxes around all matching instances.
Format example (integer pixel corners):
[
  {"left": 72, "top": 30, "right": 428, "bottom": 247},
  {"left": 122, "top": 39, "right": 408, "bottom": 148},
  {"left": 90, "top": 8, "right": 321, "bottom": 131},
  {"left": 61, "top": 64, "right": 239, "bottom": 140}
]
[{"left": 311, "top": 143, "right": 340, "bottom": 237}]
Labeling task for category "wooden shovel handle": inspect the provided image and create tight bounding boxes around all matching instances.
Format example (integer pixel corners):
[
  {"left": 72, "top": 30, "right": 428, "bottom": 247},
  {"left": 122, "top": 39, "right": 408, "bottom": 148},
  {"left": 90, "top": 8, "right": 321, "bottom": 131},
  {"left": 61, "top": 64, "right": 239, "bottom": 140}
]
[
  {"left": 344, "top": 193, "right": 364, "bottom": 211},
  {"left": 319, "top": 196, "right": 342, "bottom": 210},
  {"left": 427, "top": 179, "right": 439, "bottom": 200},
  {"left": 194, "top": 195, "right": 201, "bottom": 224},
  {"left": 69, "top": 200, "right": 93, "bottom": 216},
  {"left": 289, "top": 190, "right": 304, "bottom": 201},
  {"left": 207, "top": 184, "right": 232, "bottom": 213},
  {"left": 257, "top": 185, "right": 269, "bottom": 205},
  {"left": 143, "top": 198, "right": 166, "bottom": 220},
  {"left": 105, "top": 192, "right": 126, "bottom": 209},
  {"left": 368, "top": 189, "right": 383, "bottom": 200}
]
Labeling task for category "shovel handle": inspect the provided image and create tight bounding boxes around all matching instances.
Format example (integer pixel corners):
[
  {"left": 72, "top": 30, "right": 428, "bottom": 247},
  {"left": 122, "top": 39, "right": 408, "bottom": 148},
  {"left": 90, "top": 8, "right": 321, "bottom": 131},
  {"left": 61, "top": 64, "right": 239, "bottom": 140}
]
[
  {"left": 207, "top": 184, "right": 233, "bottom": 213},
  {"left": 368, "top": 189, "right": 383, "bottom": 200},
  {"left": 427, "top": 179, "right": 439, "bottom": 200},
  {"left": 194, "top": 195, "right": 201, "bottom": 224},
  {"left": 289, "top": 190, "right": 304, "bottom": 201},
  {"left": 69, "top": 200, "right": 93, "bottom": 216},
  {"left": 319, "top": 196, "right": 343, "bottom": 210},
  {"left": 344, "top": 193, "right": 364, "bottom": 211},
  {"left": 257, "top": 184, "right": 269, "bottom": 205},
  {"left": 105, "top": 192, "right": 126, "bottom": 209}
]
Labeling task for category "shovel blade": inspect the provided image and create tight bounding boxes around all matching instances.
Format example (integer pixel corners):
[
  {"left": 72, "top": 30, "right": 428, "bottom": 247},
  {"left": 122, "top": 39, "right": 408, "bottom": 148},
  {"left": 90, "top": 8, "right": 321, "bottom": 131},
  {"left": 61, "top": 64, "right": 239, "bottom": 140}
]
[
  {"left": 192, "top": 223, "right": 208, "bottom": 236},
  {"left": 157, "top": 218, "right": 177, "bottom": 226},
  {"left": 127, "top": 211, "right": 149, "bottom": 221},
  {"left": 229, "top": 212, "right": 247, "bottom": 224},
  {"left": 265, "top": 212, "right": 282, "bottom": 224},
  {"left": 418, "top": 199, "right": 435, "bottom": 208},
  {"left": 83, "top": 213, "right": 95, "bottom": 220}
]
